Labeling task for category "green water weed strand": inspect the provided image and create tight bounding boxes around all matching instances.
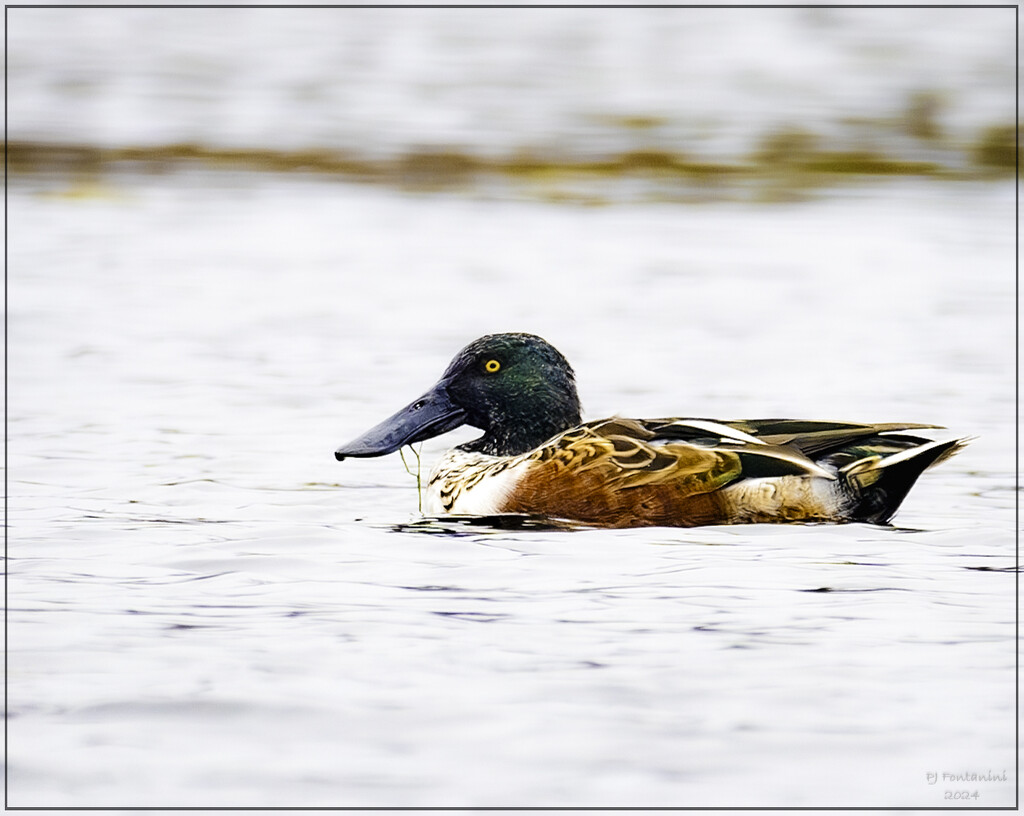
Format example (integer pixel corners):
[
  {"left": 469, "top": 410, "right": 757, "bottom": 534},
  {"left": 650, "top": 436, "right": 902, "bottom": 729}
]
[{"left": 400, "top": 444, "right": 424, "bottom": 514}]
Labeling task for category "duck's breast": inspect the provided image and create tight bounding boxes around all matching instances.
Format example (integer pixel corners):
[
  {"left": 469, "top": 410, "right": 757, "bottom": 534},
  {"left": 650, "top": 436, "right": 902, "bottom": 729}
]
[{"left": 425, "top": 449, "right": 526, "bottom": 515}]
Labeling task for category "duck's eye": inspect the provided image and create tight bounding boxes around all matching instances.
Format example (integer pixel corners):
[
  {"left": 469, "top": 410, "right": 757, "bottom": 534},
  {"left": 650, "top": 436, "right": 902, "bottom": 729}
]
[{"left": 483, "top": 359, "right": 501, "bottom": 374}]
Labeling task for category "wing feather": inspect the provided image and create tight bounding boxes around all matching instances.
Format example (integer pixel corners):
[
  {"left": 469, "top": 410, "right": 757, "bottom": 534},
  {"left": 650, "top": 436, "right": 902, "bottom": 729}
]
[
  {"left": 715, "top": 419, "right": 943, "bottom": 457},
  {"left": 497, "top": 416, "right": 955, "bottom": 527},
  {"left": 535, "top": 418, "right": 834, "bottom": 490}
]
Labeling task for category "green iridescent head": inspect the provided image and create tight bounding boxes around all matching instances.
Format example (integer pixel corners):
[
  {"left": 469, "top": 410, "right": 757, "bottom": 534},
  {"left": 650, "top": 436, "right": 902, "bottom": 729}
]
[{"left": 335, "top": 333, "right": 583, "bottom": 459}]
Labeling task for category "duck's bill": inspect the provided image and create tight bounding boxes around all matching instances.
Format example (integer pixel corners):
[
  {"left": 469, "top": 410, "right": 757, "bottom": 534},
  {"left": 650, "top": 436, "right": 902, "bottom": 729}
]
[{"left": 335, "top": 383, "right": 467, "bottom": 460}]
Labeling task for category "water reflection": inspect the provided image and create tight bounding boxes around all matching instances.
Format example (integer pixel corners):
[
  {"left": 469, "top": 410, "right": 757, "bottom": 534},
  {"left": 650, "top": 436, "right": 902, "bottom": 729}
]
[{"left": 391, "top": 514, "right": 595, "bottom": 535}]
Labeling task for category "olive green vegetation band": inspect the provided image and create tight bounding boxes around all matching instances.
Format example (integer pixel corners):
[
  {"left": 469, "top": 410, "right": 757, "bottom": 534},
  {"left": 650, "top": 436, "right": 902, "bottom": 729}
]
[{"left": 6, "top": 122, "right": 1016, "bottom": 196}]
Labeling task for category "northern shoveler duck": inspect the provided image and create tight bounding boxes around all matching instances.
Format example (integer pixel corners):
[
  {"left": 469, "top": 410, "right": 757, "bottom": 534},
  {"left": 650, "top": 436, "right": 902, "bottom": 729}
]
[{"left": 334, "top": 333, "right": 968, "bottom": 528}]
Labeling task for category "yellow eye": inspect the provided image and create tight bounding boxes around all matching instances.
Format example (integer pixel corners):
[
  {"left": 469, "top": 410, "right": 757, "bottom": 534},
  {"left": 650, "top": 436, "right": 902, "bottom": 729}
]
[{"left": 484, "top": 359, "right": 501, "bottom": 374}]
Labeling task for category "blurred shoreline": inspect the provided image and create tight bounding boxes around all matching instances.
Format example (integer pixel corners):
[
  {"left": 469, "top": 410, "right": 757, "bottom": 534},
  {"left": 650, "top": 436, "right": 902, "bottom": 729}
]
[
  {"left": 8, "top": 7, "right": 1014, "bottom": 202},
  {"left": 7, "top": 127, "right": 1016, "bottom": 204}
]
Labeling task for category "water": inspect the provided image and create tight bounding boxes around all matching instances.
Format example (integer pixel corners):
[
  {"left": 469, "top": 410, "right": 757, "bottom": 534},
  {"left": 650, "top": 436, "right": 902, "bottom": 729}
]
[
  {"left": 5, "top": 6, "right": 1018, "bottom": 809},
  {"left": 7, "top": 172, "right": 1016, "bottom": 808}
]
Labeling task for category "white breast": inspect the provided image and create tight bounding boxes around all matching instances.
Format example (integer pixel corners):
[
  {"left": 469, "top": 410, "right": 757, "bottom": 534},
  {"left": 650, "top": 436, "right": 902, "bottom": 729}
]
[{"left": 424, "top": 449, "right": 525, "bottom": 516}]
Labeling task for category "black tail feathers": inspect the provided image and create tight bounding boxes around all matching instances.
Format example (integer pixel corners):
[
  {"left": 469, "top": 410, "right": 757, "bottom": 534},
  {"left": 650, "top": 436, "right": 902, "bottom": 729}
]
[{"left": 843, "top": 437, "right": 970, "bottom": 524}]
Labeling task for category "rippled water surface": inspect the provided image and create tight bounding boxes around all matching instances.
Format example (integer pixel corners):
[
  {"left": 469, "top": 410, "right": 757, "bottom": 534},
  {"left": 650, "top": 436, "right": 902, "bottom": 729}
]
[{"left": 7, "top": 172, "right": 1016, "bottom": 808}]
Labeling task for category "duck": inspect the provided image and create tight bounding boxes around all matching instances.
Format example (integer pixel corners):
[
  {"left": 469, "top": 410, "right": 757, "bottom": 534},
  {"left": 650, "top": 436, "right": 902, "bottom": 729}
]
[{"left": 334, "top": 332, "right": 968, "bottom": 528}]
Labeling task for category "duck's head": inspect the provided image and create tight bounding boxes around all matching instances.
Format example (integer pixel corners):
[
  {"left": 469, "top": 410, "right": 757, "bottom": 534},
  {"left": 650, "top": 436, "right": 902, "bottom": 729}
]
[{"left": 335, "top": 332, "right": 582, "bottom": 459}]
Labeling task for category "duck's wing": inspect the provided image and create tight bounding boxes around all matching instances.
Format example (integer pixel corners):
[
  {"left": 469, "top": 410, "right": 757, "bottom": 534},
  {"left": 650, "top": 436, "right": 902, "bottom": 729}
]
[
  {"left": 502, "top": 418, "right": 836, "bottom": 527},
  {"left": 644, "top": 417, "right": 944, "bottom": 461},
  {"left": 502, "top": 418, "right": 964, "bottom": 528},
  {"left": 532, "top": 417, "right": 836, "bottom": 491}
]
